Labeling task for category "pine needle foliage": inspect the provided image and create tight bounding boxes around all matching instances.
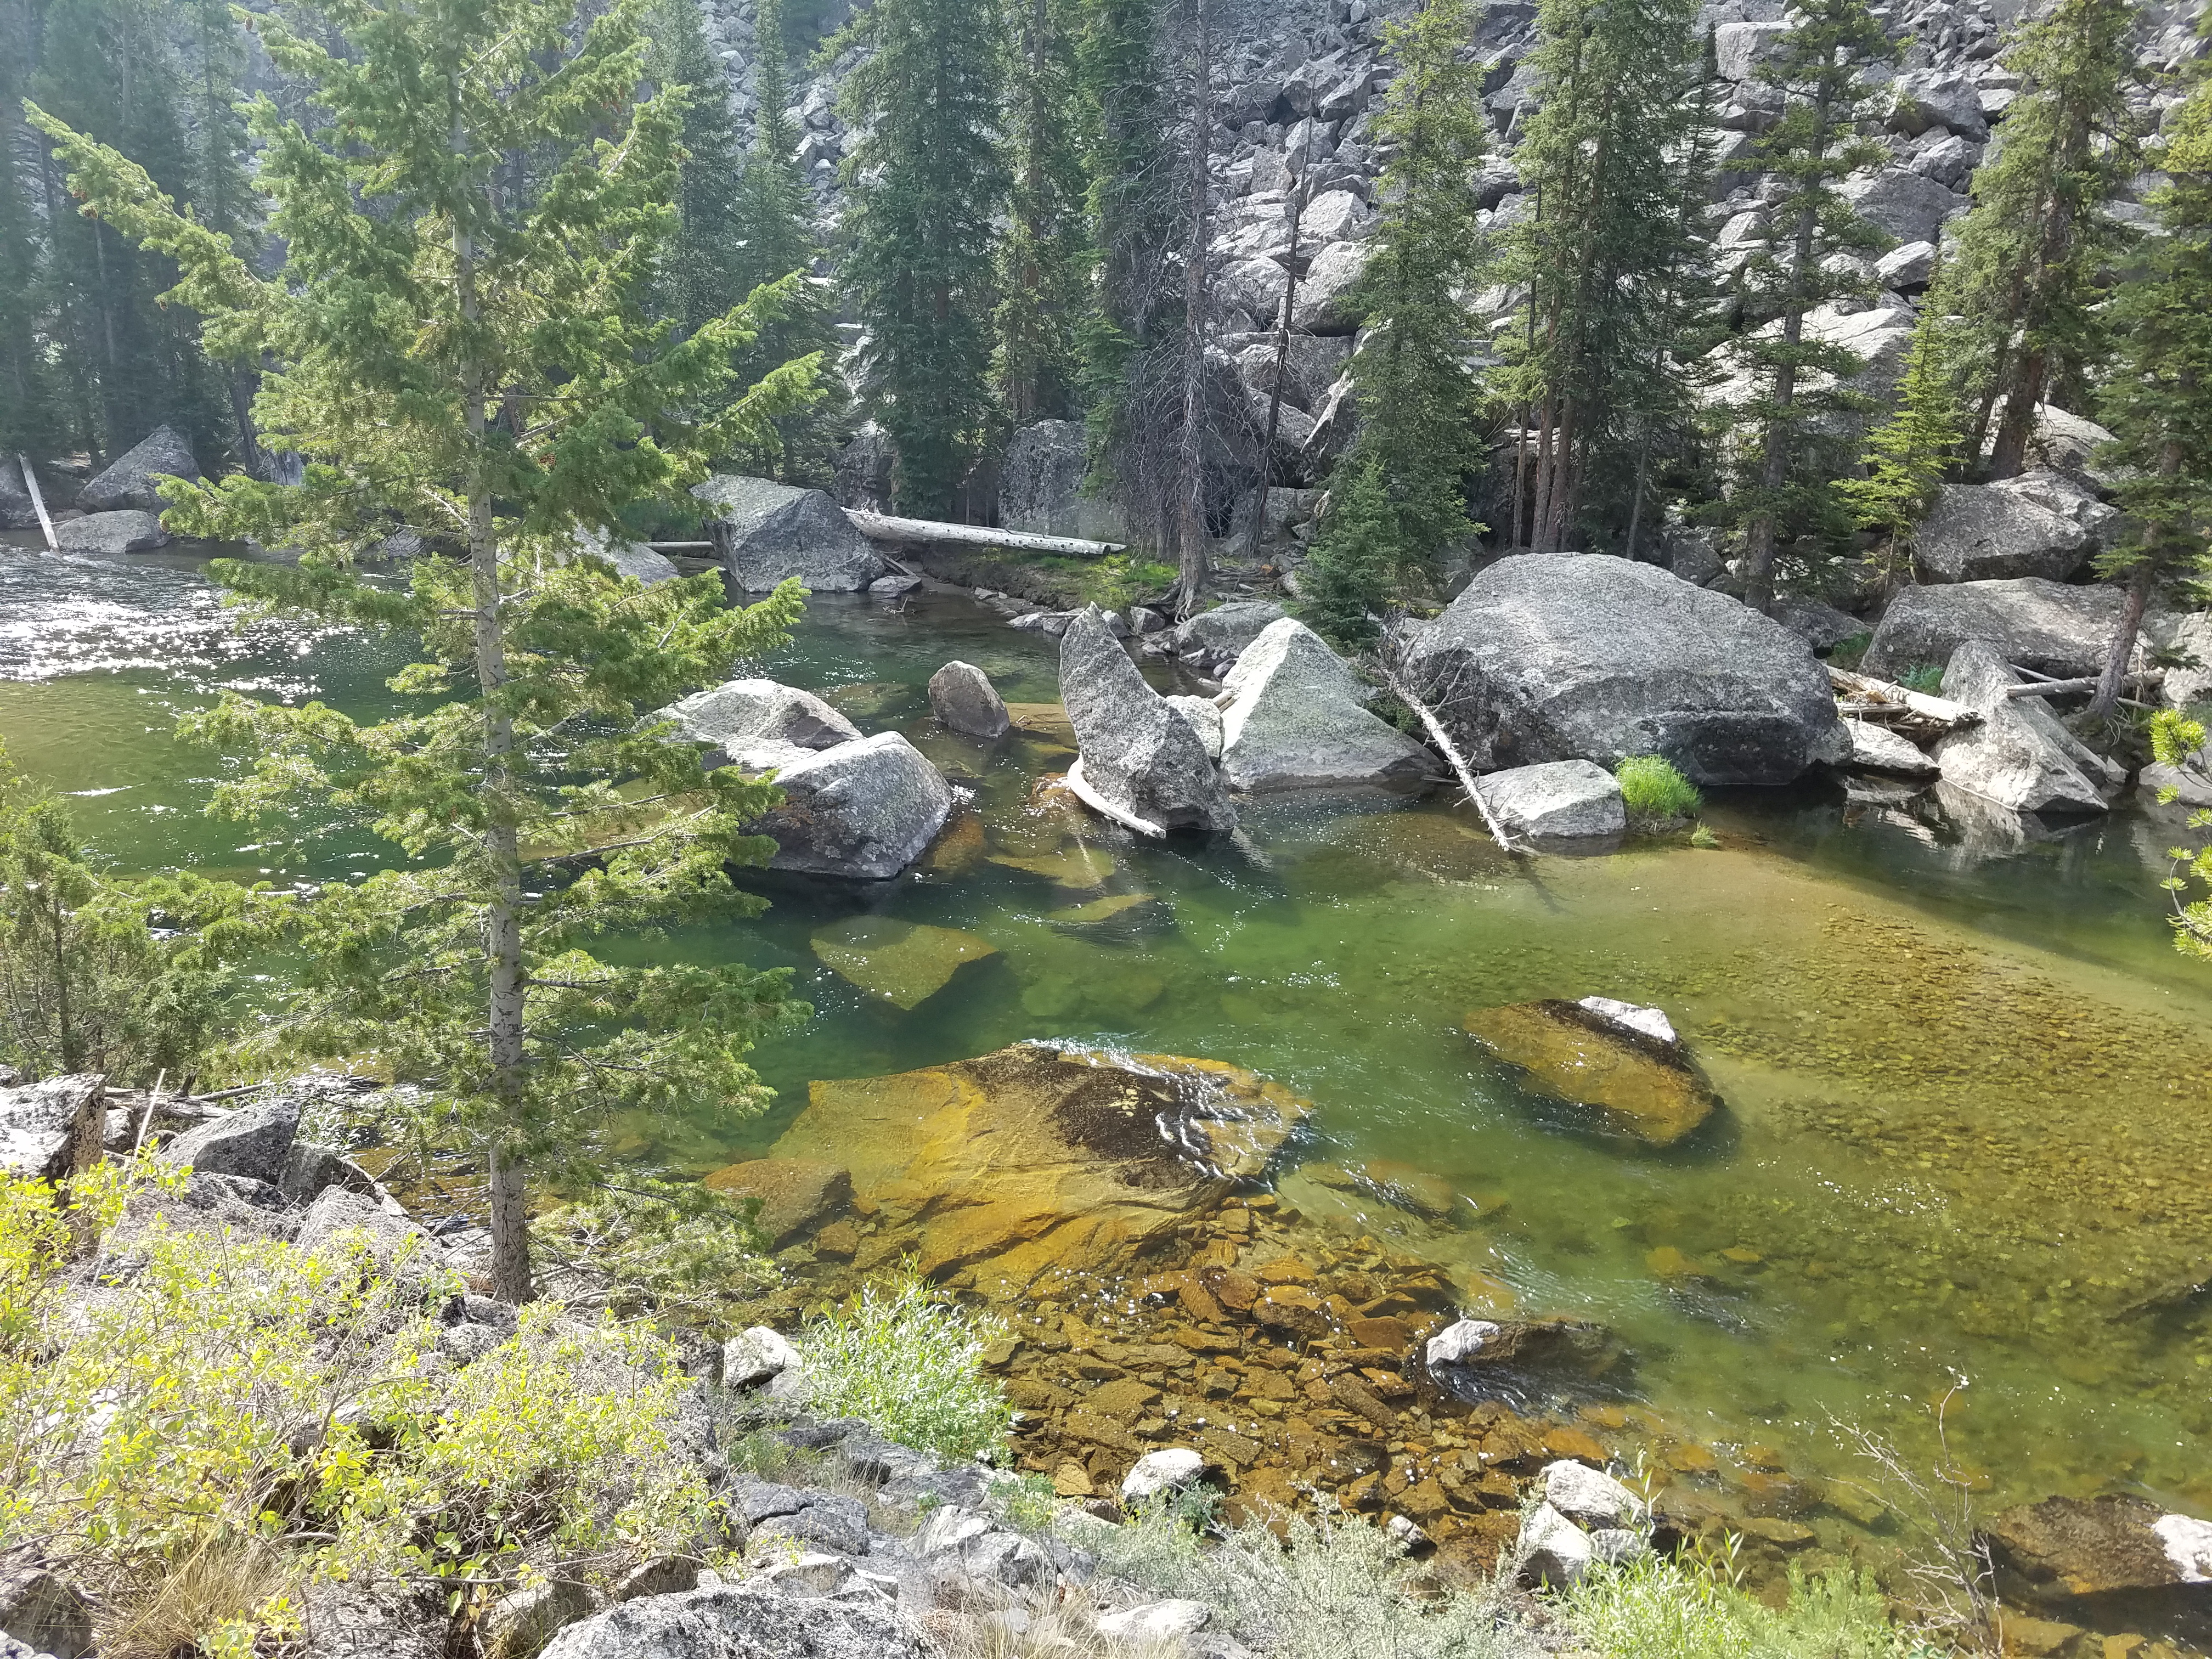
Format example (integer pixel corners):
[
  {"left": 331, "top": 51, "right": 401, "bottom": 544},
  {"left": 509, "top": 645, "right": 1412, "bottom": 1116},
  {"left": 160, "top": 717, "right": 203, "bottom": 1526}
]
[
  {"left": 1301, "top": 0, "right": 1491, "bottom": 648},
  {"left": 652, "top": 0, "right": 751, "bottom": 337},
  {"left": 1839, "top": 281, "right": 1965, "bottom": 592},
  {"left": 28, "top": 0, "right": 827, "bottom": 1304},
  {"left": 997, "top": 0, "right": 1093, "bottom": 424}
]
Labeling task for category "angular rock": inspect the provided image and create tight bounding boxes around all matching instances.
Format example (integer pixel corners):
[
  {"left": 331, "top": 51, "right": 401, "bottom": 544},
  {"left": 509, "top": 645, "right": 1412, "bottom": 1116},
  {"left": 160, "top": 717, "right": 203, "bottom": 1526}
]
[
  {"left": 928, "top": 661, "right": 1010, "bottom": 738},
  {"left": 1875, "top": 240, "right": 1938, "bottom": 290},
  {"left": 78, "top": 425, "right": 200, "bottom": 512},
  {"left": 1402, "top": 555, "right": 1846, "bottom": 787},
  {"left": 1839, "top": 167, "right": 1967, "bottom": 249},
  {"left": 1217, "top": 618, "right": 1433, "bottom": 793},
  {"left": 1863, "top": 579, "right": 2136, "bottom": 681},
  {"left": 1060, "top": 607, "right": 1236, "bottom": 834},
  {"left": 1515, "top": 1502, "right": 1595, "bottom": 1588},
  {"left": 692, "top": 475, "right": 883, "bottom": 593},
  {"left": 1164, "top": 695, "right": 1223, "bottom": 762},
  {"left": 725, "top": 732, "right": 954, "bottom": 878},
  {"left": 295, "top": 1187, "right": 437, "bottom": 1273},
  {"left": 482, "top": 1580, "right": 596, "bottom": 1659},
  {"left": 1476, "top": 759, "right": 1626, "bottom": 840},
  {"left": 2154, "top": 610, "right": 2212, "bottom": 711},
  {"left": 1842, "top": 719, "right": 1939, "bottom": 777},
  {"left": 1985, "top": 1494, "right": 2212, "bottom": 1603},
  {"left": 0, "top": 456, "right": 39, "bottom": 531},
  {"left": 700, "top": 1158, "right": 853, "bottom": 1248},
  {"left": 1097, "top": 1601, "right": 1210, "bottom": 1641},
  {"left": 573, "top": 526, "right": 679, "bottom": 585},
  {"left": 1933, "top": 641, "right": 2114, "bottom": 817},
  {"left": 1771, "top": 597, "right": 1869, "bottom": 652},
  {"left": 723, "top": 1327, "right": 802, "bottom": 1388},
  {"left": 1887, "top": 70, "right": 1990, "bottom": 142},
  {"left": 1540, "top": 1460, "right": 1640, "bottom": 1530},
  {"left": 55, "top": 509, "right": 171, "bottom": 556},
  {"left": 2143, "top": 759, "right": 2212, "bottom": 810},
  {"left": 537, "top": 1583, "right": 928, "bottom": 1659},
  {"left": 912, "top": 1506, "right": 1056, "bottom": 1589},
  {"left": 1290, "top": 240, "right": 1368, "bottom": 334},
  {"left": 0, "top": 1565, "right": 93, "bottom": 1659},
  {"left": 1122, "top": 1448, "right": 1208, "bottom": 1504},
  {"left": 1424, "top": 1316, "right": 1624, "bottom": 1396},
  {"left": 1912, "top": 482, "right": 2092, "bottom": 584},
  {"left": 162, "top": 1096, "right": 302, "bottom": 1185},
  {"left": 1001, "top": 420, "right": 1126, "bottom": 542},
  {"left": 1997, "top": 469, "right": 2120, "bottom": 548},
  {"left": 0, "top": 1075, "right": 106, "bottom": 1181},
  {"left": 811, "top": 916, "right": 996, "bottom": 1009},
  {"left": 1169, "top": 600, "right": 1289, "bottom": 670},
  {"left": 1464, "top": 999, "right": 1717, "bottom": 1146},
  {"left": 869, "top": 574, "right": 921, "bottom": 596},
  {"left": 659, "top": 678, "right": 862, "bottom": 759},
  {"left": 1982, "top": 404, "right": 2120, "bottom": 486}
]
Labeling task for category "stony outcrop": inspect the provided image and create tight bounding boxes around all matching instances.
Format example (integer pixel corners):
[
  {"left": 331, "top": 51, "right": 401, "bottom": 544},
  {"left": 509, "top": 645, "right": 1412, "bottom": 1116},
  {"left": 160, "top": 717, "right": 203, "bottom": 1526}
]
[
  {"left": 78, "top": 425, "right": 201, "bottom": 512},
  {"left": 658, "top": 679, "right": 862, "bottom": 763},
  {"left": 538, "top": 1584, "right": 928, "bottom": 1659},
  {"left": 0, "top": 1075, "right": 106, "bottom": 1181},
  {"left": 1912, "top": 479, "right": 2097, "bottom": 584},
  {"left": 1464, "top": 997, "right": 1718, "bottom": 1148},
  {"left": 55, "top": 510, "right": 171, "bottom": 556},
  {"left": 999, "top": 421, "right": 1126, "bottom": 543},
  {"left": 1059, "top": 606, "right": 1236, "bottom": 834},
  {"left": 1932, "top": 640, "right": 2117, "bottom": 817},
  {"left": 1475, "top": 760, "right": 1627, "bottom": 840},
  {"left": 1864, "top": 579, "right": 2138, "bottom": 681},
  {"left": 1216, "top": 617, "right": 1432, "bottom": 792},
  {"left": 927, "top": 661, "right": 1011, "bottom": 737},
  {"left": 692, "top": 476, "right": 882, "bottom": 593},
  {"left": 1401, "top": 555, "right": 1847, "bottom": 787},
  {"left": 723, "top": 732, "right": 953, "bottom": 879}
]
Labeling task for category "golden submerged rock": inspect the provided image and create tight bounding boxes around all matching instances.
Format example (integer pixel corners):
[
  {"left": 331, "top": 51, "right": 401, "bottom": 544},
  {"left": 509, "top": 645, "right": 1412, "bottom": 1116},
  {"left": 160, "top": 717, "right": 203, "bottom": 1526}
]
[
  {"left": 1464, "top": 1000, "right": 1719, "bottom": 1148},
  {"left": 810, "top": 915, "right": 998, "bottom": 1010}
]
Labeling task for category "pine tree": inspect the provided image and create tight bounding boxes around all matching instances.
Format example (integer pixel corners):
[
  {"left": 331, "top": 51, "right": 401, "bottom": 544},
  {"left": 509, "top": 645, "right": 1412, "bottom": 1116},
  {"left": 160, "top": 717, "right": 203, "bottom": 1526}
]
[
  {"left": 653, "top": 0, "right": 749, "bottom": 336},
  {"left": 839, "top": 0, "right": 1008, "bottom": 516},
  {"left": 1940, "top": 0, "right": 2140, "bottom": 479},
  {"left": 183, "top": 0, "right": 263, "bottom": 471},
  {"left": 1300, "top": 0, "right": 1491, "bottom": 646},
  {"left": 31, "top": 0, "right": 825, "bottom": 1303},
  {"left": 1838, "top": 290, "right": 1964, "bottom": 593},
  {"left": 995, "top": 0, "right": 1091, "bottom": 425},
  {"left": 1726, "top": 0, "right": 1895, "bottom": 613},
  {"left": 1502, "top": 0, "right": 1702, "bottom": 555},
  {"left": 0, "top": 0, "right": 60, "bottom": 459},
  {"left": 2086, "top": 62, "right": 2212, "bottom": 720}
]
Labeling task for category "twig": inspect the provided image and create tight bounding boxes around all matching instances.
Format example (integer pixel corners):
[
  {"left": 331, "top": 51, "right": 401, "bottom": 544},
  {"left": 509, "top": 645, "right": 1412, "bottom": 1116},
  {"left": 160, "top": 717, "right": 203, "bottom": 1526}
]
[
  {"left": 131, "top": 1069, "right": 166, "bottom": 1156},
  {"left": 1373, "top": 636, "right": 1522, "bottom": 854}
]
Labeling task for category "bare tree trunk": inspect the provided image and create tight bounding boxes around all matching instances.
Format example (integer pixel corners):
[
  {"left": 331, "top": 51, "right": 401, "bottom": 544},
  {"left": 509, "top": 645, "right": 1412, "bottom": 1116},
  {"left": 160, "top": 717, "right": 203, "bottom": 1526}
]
[
  {"left": 1173, "top": 0, "right": 1215, "bottom": 619},
  {"left": 2089, "top": 422, "right": 2185, "bottom": 721},
  {"left": 1987, "top": 342, "right": 2049, "bottom": 481},
  {"left": 1245, "top": 126, "right": 1312, "bottom": 563}
]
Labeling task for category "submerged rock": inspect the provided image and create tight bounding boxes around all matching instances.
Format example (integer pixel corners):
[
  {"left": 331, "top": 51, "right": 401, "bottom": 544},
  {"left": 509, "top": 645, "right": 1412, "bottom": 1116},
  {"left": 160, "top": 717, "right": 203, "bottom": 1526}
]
[
  {"left": 927, "top": 661, "right": 1011, "bottom": 738},
  {"left": 1463, "top": 997, "right": 1718, "bottom": 1147},
  {"left": 56, "top": 509, "right": 171, "bottom": 556},
  {"left": 659, "top": 678, "right": 861, "bottom": 758},
  {"left": 810, "top": 915, "right": 997, "bottom": 1009},
  {"left": 1216, "top": 617, "right": 1434, "bottom": 792},
  {"left": 1985, "top": 1493, "right": 2212, "bottom": 1604},
  {"left": 725, "top": 732, "right": 953, "bottom": 879},
  {"left": 1059, "top": 606, "right": 1236, "bottom": 834},
  {"left": 1933, "top": 640, "right": 2115, "bottom": 817},
  {"left": 1401, "top": 555, "right": 1847, "bottom": 787},
  {"left": 692, "top": 475, "right": 883, "bottom": 593},
  {"left": 1425, "top": 1315, "right": 1627, "bottom": 1403},
  {"left": 699, "top": 1158, "right": 854, "bottom": 1248},
  {"left": 78, "top": 424, "right": 201, "bottom": 512},
  {"left": 1476, "top": 759, "right": 1626, "bottom": 839}
]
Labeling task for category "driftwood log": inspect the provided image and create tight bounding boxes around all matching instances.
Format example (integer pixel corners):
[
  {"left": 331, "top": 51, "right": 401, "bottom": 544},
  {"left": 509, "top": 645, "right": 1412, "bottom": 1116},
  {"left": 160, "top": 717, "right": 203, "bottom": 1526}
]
[
  {"left": 846, "top": 510, "right": 1125, "bottom": 560},
  {"left": 16, "top": 454, "right": 55, "bottom": 552},
  {"left": 1825, "top": 665, "right": 1979, "bottom": 730}
]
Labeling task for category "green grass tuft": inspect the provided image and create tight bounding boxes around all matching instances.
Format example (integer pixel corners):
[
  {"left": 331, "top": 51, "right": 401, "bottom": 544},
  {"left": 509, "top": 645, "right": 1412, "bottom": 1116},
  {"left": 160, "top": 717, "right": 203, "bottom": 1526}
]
[{"left": 1616, "top": 755, "right": 1704, "bottom": 826}]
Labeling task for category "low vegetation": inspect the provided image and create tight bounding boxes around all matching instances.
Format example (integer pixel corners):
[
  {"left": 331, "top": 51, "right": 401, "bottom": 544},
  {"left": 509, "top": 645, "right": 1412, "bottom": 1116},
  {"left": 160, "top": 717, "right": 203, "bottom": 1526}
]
[
  {"left": 798, "top": 1266, "right": 1015, "bottom": 1459},
  {"left": 1616, "top": 755, "right": 1705, "bottom": 828}
]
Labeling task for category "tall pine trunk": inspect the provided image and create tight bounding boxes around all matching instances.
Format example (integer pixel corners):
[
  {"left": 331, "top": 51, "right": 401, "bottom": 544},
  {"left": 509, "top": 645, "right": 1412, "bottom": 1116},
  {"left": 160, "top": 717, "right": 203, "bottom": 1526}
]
[
  {"left": 2088, "top": 417, "right": 2185, "bottom": 722},
  {"left": 1173, "top": 0, "right": 1213, "bottom": 618}
]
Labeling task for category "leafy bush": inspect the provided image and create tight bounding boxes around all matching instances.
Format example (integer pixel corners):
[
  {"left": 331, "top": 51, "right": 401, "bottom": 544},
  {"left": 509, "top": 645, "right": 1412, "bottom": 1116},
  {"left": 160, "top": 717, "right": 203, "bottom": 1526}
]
[
  {"left": 799, "top": 1268, "right": 1014, "bottom": 1460},
  {"left": 2151, "top": 708, "right": 2212, "bottom": 959},
  {"left": 1565, "top": 1556, "right": 1936, "bottom": 1659},
  {"left": 1616, "top": 755, "right": 1704, "bottom": 826}
]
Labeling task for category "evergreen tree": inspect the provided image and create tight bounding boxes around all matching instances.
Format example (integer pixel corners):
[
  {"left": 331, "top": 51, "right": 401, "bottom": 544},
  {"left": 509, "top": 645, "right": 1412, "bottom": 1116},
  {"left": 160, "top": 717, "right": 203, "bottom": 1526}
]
[
  {"left": 653, "top": 0, "right": 749, "bottom": 336},
  {"left": 996, "top": 0, "right": 1091, "bottom": 424},
  {"left": 1725, "top": 0, "right": 1895, "bottom": 613},
  {"left": 838, "top": 0, "right": 1008, "bottom": 516},
  {"left": 1502, "top": 0, "right": 1702, "bottom": 555},
  {"left": 183, "top": 0, "right": 263, "bottom": 471},
  {"left": 1301, "top": 0, "right": 1491, "bottom": 647},
  {"left": 0, "top": 0, "right": 60, "bottom": 459},
  {"left": 1939, "top": 0, "right": 2140, "bottom": 478},
  {"left": 1838, "top": 289, "right": 1964, "bottom": 593},
  {"left": 31, "top": 0, "right": 825, "bottom": 1303},
  {"left": 2086, "top": 63, "right": 2212, "bottom": 720}
]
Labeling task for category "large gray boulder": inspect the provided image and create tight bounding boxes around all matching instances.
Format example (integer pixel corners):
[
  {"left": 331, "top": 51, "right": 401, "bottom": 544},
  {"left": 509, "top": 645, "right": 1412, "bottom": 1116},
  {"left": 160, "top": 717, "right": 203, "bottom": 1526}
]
[
  {"left": 727, "top": 732, "right": 953, "bottom": 879},
  {"left": 659, "top": 679, "right": 862, "bottom": 761},
  {"left": 1060, "top": 607, "right": 1236, "bottom": 833},
  {"left": 2153, "top": 611, "right": 2212, "bottom": 710},
  {"left": 1863, "top": 579, "right": 2135, "bottom": 680},
  {"left": 0, "top": 456, "right": 38, "bottom": 530},
  {"left": 56, "top": 510, "right": 171, "bottom": 556},
  {"left": 78, "top": 424, "right": 200, "bottom": 512},
  {"left": 538, "top": 1584, "right": 928, "bottom": 1659},
  {"left": 0, "top": 1075, "right": 106, "bottom": 1180},
  {"left": 1216, "top": 617, "right": 1433, "bottom": 792},
  {"left": 162, "top": 1096, "right": 302, "bottom": 1185},
  {"left": 692, "top": 476, "right": 882, "bottom": 594},
  {"left": 1163, "top": 599, "right": 1289, "bottom": 675},
  {"left": 1913, "top": 481, "right": 2092, "bottom": 584},
  {"left": 0, "top": 1562, "right": 94, "bottom": 1659},
  {"left": 573, "top": 527, "right": 680, "bottom": 585},
  {"left": 1476, "top": 760, "right": 1627, "bottom": 839},
  {"left": 927, "top": 661, "right": 1010, "bottom": 738},
  {"left": 1933, "top": 641, "right": 2115, "bottom": 816},
  {"left": 1887, "top": 69, "right": 1990, "bottom": 142},
  {"left": 1400, "top": 555, "right": 1848, "bottom": 787},
  {"left": 1291, "top": 240, "right": 1369, "bottom": 334},
  {"left": 999, "top": 420, "right": 1125, "bottom": 541},
  {"left": 1839, "top": 167, "right": 1967, "bottom": 249}
]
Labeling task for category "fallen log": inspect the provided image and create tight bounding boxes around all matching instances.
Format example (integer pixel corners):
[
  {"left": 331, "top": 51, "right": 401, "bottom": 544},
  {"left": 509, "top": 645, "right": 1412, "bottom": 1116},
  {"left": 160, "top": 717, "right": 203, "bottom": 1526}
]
[
  {"left": 847, "top": 509, "right": 1125, "bottom": 560},
  {"left": 1374, "top": 659, "right": 1522, "bottom": 854},
  {"left": 1060, "top": 759, "right": 1166, "bottom": 838},
  {"left": 2004, "top": 671, "right": 2161, "bottom": 703},
  {"left": 1825, "top": 665, "right": 1978, "bottom": 729},
  {"left": 16, "top": 454, "right": 55, "bottom": 552}
]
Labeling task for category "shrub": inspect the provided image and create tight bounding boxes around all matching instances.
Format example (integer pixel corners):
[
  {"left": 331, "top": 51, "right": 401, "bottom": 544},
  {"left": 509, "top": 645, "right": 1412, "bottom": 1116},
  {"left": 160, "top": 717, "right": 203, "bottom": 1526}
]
[
  {"left": 1565, "top": 1556, "right": 1934, "bottom": 1659},
  {"left": 1616, "top": 755, "right": 1704, "bottom": 826},
  {"left": 798, "top": 1268, "right": 1014, "bottom": 1460}
]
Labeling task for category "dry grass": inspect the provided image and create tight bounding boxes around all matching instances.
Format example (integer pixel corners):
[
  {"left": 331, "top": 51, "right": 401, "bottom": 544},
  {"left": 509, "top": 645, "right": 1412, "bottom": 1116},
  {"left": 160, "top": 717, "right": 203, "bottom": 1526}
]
[
  {"left": 915, "top": 1584, "right": 1189, "bottom": 1659},
  {"left": 97, "top": 1537, "right": 299, "bottom": 1659}
]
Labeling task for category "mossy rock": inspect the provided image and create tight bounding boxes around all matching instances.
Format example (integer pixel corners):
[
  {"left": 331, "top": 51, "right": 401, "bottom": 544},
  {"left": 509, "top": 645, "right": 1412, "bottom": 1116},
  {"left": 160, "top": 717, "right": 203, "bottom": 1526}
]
[
  {"left": 1464, "top": 1000, "right": 1719, "bottom": 1148},
  {"left": 811, "top": 916, "right": 998, "bottom": 1010}
]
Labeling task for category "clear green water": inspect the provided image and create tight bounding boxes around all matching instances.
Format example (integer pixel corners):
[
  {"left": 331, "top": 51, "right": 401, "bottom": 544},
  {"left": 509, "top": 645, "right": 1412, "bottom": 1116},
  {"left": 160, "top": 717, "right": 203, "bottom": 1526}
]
[{"left": 8, "top": 532, "right": 2212, "bottom": 1547}]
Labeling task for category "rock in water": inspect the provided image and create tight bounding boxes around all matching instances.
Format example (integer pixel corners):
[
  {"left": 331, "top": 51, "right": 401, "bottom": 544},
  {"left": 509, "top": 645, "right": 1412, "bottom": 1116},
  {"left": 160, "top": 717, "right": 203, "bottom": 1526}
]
[
  {"left": 1933, "top": 640, "right": 2114, "bottom": 816},
  {"left": 1463, "top": 998, "right": 1718, "bottom": 1147},
  {"left": 699, "top": 1159, "right": 853, "bottom": 1248},
  {"left": 1863, "top": 578, "right": 2140, "bottom": 680},
  {"left": 928, "top": 661, "right": 1011, "bottom": 737},
  {"left": 810, "top": 915, "right": 997, "bottom": 1008},
  {"left": 1059, "top": 606, "right": 1235, "bottom": 833},
  {"left": 1401, "top": 555, "right": 1847, "bottom": 787},
  {"left": 1842, "top": 719, "right": 1939, "bottom": 777},
  {"left": 538, "top": 1583, "right": 928, "bottom": 1659},
  {"left": 56, "top": 510, "right": 171, "bottom": 556},
  {"left": 1911, "top": 479, "right": 2096, "bottom": 584},
  {"left": 659, "top": 679, "right": 861, "bottom": 759},
  {"left": 1425, "top": 1316, "right": 1626, "bottom": 1404},
  {"left": 78, "top": 424, "right": 201, "bottom": 512},
  {"left": 1985, "top": 1493, "right": 2212, "bottom": 1603},
  {"left": 1475, "top": 759, "right": 1626, "bottom": 839},
  {"left": 724, "top": 732, "right": 953, "bottom": 879},
  {"left": 1122, "top": 1448, "right": 1209, "bottom": 1503},
  {"left": 1216, "top": 618, "right": 1434, "bottom": 792},
  {"left": 1165, "top": 600, "right": 1289, "bottom": 674},
  {"left": 1163, "top": 695, "right": 1223, "bottom": 761},
  {"left": 691, "top": 475, "right": 883, "bottom": 593},
  {"left": 0, "top": 456, "right": 37, "bottom": 530}
]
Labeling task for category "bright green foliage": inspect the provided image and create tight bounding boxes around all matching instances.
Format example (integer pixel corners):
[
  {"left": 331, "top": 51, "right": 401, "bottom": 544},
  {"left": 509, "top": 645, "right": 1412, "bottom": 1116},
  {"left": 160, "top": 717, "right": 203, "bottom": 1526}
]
[
  {"left": 1939, "top": 0, "right": 2140, "bottom": 478},
  {"left": 1501, "top": 0, "right": 1704, "bottom": 555},
  {"left": 1301, "top": 0, "right": 1491, "bottom": 644},
  {"left": 1617, "top": 755, "right": 1704, "bottom": 825},
  {"left": 800, "top": 1268, "right": 1015, "bottom": 1459},
  {"left": 838, "top": 0, "right": 1009, "bottom": 515},
  {"left": 532, "top": 1177, "right": 776, "bottom": 1329},
  {"left": 1725, "top": 0, "right": 1896, "bottom": 613},
  {"left": 29, "top": 0, "right": 823, "bottom": 1304},
  {"left": 1840, "top": 290, "right": 1965, "bottom": 591},
  {"left": 2086, "top": 60, "right": 2212, "bottom": 718},
  {"left": 2151, "top": 710, "right": 2212, "bottom": 960},
  {"left": 996, "top": 0, "right": 1093, "bottom": 424},
  {"left": 1565, "top": 1556, "right": 1934, "bottom": 1659},
  {"left": 0, "top": 742, "right": 238, "bottom": 1083}
]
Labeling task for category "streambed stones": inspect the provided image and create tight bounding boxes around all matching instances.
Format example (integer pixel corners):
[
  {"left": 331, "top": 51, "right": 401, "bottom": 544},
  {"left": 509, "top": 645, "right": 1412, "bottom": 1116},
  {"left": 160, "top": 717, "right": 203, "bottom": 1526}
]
[{"left": 1463, "top": 998, "right": 1718, "bottom": 1148}]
